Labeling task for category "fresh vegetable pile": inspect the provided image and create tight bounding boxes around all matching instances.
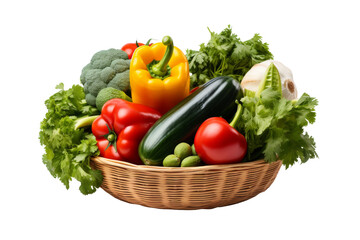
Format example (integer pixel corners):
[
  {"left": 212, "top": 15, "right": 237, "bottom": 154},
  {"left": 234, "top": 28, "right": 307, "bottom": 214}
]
[{"left": 39, "top": 26, "right": 318, "bottom": 195}]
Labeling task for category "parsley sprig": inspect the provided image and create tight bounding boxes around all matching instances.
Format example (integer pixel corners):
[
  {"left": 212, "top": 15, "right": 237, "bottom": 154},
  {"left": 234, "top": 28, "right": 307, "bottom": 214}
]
[
  {"left": 186, "top": 25, "right": 273, "bottom": 88},
  {"left": 39, "top": 83, "right": 102, "bottom": 194}
]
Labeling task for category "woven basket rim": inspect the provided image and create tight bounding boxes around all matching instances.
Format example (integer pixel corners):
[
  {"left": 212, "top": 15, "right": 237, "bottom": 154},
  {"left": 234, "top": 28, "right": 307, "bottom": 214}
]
[
  {"left": 91, "top": 156, "right": 283, "bottom": 209},
  {"left": 91, "top": 156, "right": 280, "bottom": 173}
]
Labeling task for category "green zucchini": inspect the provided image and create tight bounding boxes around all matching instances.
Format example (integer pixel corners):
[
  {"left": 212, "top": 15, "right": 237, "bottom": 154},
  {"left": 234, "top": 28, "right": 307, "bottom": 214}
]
[{"left": 139, "top": 76, "right": 243, "bottom": 166}]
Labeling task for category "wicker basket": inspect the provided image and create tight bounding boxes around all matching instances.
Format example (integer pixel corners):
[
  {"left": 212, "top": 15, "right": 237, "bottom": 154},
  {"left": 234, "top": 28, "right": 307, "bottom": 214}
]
[{"left": 91, "top": 156, "right": 282, "bottom": 210}]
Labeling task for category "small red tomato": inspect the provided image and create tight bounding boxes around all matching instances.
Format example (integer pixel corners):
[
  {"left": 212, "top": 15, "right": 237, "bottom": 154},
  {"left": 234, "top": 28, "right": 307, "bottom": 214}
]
[
  {"left": 121, "top": 40, "right": 152, "bottom": 59},
  {"left": 194, "top": 117, "right": 247, "bottom": 165},
  {"left": 121, "top": 42, "right": 144, "bottom": 59}
]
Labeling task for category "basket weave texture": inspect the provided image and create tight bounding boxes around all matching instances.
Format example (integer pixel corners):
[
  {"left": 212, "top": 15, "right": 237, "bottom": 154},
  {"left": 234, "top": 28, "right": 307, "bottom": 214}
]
[{"left": 91, "top": 156, "right": 282, "bottom": 210}]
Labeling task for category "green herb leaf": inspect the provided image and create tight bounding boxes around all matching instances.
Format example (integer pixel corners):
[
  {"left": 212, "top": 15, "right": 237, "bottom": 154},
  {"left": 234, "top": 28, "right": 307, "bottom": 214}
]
[
  {"left": 236, "top": 88, "right": 318, "bottom": 168},
  {"left": 39, "top": 84, "right": 101, "bottom": 195},
  {"left": 186, "top": 25, "right": 273, "bottom": 87}
]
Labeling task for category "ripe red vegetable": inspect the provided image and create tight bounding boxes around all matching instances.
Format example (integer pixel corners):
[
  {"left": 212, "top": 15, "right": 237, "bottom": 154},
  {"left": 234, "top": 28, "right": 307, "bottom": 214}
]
[
  {"left": 121, "top": 40, "right": 152, "bottom": 59},
  {"left": 121, "top": 43, "right": 144, "bottom": 59},
  {"left": 194, "top": 103, "right": 247, "bottom": 165},
  {"left": 92, "top": 99, "right": 161, "bottom": 164}
]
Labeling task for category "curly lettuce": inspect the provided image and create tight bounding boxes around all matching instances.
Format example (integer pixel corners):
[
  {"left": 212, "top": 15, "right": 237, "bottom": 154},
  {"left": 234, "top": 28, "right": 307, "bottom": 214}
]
[
  {"left": 39, "top": 83, "right": 102, "bottom": 194},
  {"left": 235, "top": 87, "right": 318, "bottom": 168}
]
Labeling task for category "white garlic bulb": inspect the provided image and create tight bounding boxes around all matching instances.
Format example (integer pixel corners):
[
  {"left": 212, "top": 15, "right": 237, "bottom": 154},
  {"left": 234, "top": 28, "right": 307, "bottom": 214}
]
[{"left": 241, "top": 60, "right": 297, "bottom": 100}]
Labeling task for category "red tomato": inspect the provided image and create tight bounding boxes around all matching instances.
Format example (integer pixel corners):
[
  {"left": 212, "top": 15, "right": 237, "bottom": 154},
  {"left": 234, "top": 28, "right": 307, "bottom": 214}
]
[
  {"left": 121, "top": 42, "right": 144, "bottom": 59},
  {"left": 121, "top": 40, "right": 152, "bottom": 59},
  {"left": 194, "top": 117, "right": 247, "bottom": 165}
]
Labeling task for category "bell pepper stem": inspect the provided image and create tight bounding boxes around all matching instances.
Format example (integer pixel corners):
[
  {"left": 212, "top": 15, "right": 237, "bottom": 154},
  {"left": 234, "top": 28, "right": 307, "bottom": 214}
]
[
  {"left": 103, "top": 123, "right": 118, "bottom": 152},
  {"left": 229, "top": 100, "right": 243, "bottom": 128},
  {"left": 151, "top": 36, "right": 174, "bottom": 76},
  {"left": 107, "top": 134, "right": 115, "bottom": 142}
]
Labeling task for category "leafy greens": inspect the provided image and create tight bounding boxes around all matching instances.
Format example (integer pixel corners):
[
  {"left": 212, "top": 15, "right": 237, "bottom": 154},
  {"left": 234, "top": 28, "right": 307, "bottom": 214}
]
[
  {"left": 39, "top": 83, "right": 102, "bottom": 194},
  {"left": 236, "top": 87, "right": 318, "bottom": 168},
  {"left": 186, "top": 25, "right": 273, "bottom": 88}
]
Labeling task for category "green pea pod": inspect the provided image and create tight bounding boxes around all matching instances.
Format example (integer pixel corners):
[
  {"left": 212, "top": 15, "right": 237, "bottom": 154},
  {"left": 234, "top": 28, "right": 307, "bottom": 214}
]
[
  {"left": 181, "top": 156, "right": 202, "bottom": 167},
  {"left": 255, "top": 62, "right": 282, "bottom": 97},
  {"left": 174, "top": 142, "right": 192, "bottom": 160},
  {"left": 191, "top": 144, "right": 197, "bottom": 155},
  {"left": 163, "top": 154, "right": 181, "bottom": 167}
]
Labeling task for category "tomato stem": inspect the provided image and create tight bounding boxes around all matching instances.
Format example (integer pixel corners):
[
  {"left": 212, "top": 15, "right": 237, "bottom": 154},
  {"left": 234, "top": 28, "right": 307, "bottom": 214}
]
[
  {"left": 229, "top": 100, "right": 243, "bottom": 128},
  {"left": 145, "top": 38, "right": 152, "bottom": 46}
]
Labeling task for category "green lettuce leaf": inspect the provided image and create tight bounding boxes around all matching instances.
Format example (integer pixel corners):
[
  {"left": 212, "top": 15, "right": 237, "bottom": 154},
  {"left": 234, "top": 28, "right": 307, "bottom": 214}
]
[
  {"left": 39, "top": 84, "right": 101, "bottom": 194},
  {"left": 235, "top": 88, "right": 318, "bottom": 168}
]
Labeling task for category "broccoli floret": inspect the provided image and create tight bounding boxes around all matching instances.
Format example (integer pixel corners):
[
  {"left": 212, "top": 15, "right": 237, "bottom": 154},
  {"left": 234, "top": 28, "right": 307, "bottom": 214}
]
[
  {"left": 100, "top": 67, "right": 116, "bottom": 84},
  {"left": 80, "top": 48, "right": 131, "bottom": 106},
  {"left": 108, "top": 70, "right": 130, "bottom": 91}
]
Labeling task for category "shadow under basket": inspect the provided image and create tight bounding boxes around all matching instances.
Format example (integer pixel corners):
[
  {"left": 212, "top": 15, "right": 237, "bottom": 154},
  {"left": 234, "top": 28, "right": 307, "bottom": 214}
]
[{"left": 91, "top": 156, "right": 282, "bottom": 210}]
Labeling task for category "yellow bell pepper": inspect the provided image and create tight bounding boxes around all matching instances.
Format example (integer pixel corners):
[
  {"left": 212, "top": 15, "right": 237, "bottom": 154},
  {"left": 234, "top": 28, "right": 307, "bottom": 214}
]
[{"left": 130, "top": 36, "right": 190, "bottom": 114}]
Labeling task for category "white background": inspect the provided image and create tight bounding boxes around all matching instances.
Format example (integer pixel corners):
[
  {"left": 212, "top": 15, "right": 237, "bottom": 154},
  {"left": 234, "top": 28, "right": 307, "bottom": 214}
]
[{"left": 1, "top": 0, "right": 359, "bottom": 239}]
